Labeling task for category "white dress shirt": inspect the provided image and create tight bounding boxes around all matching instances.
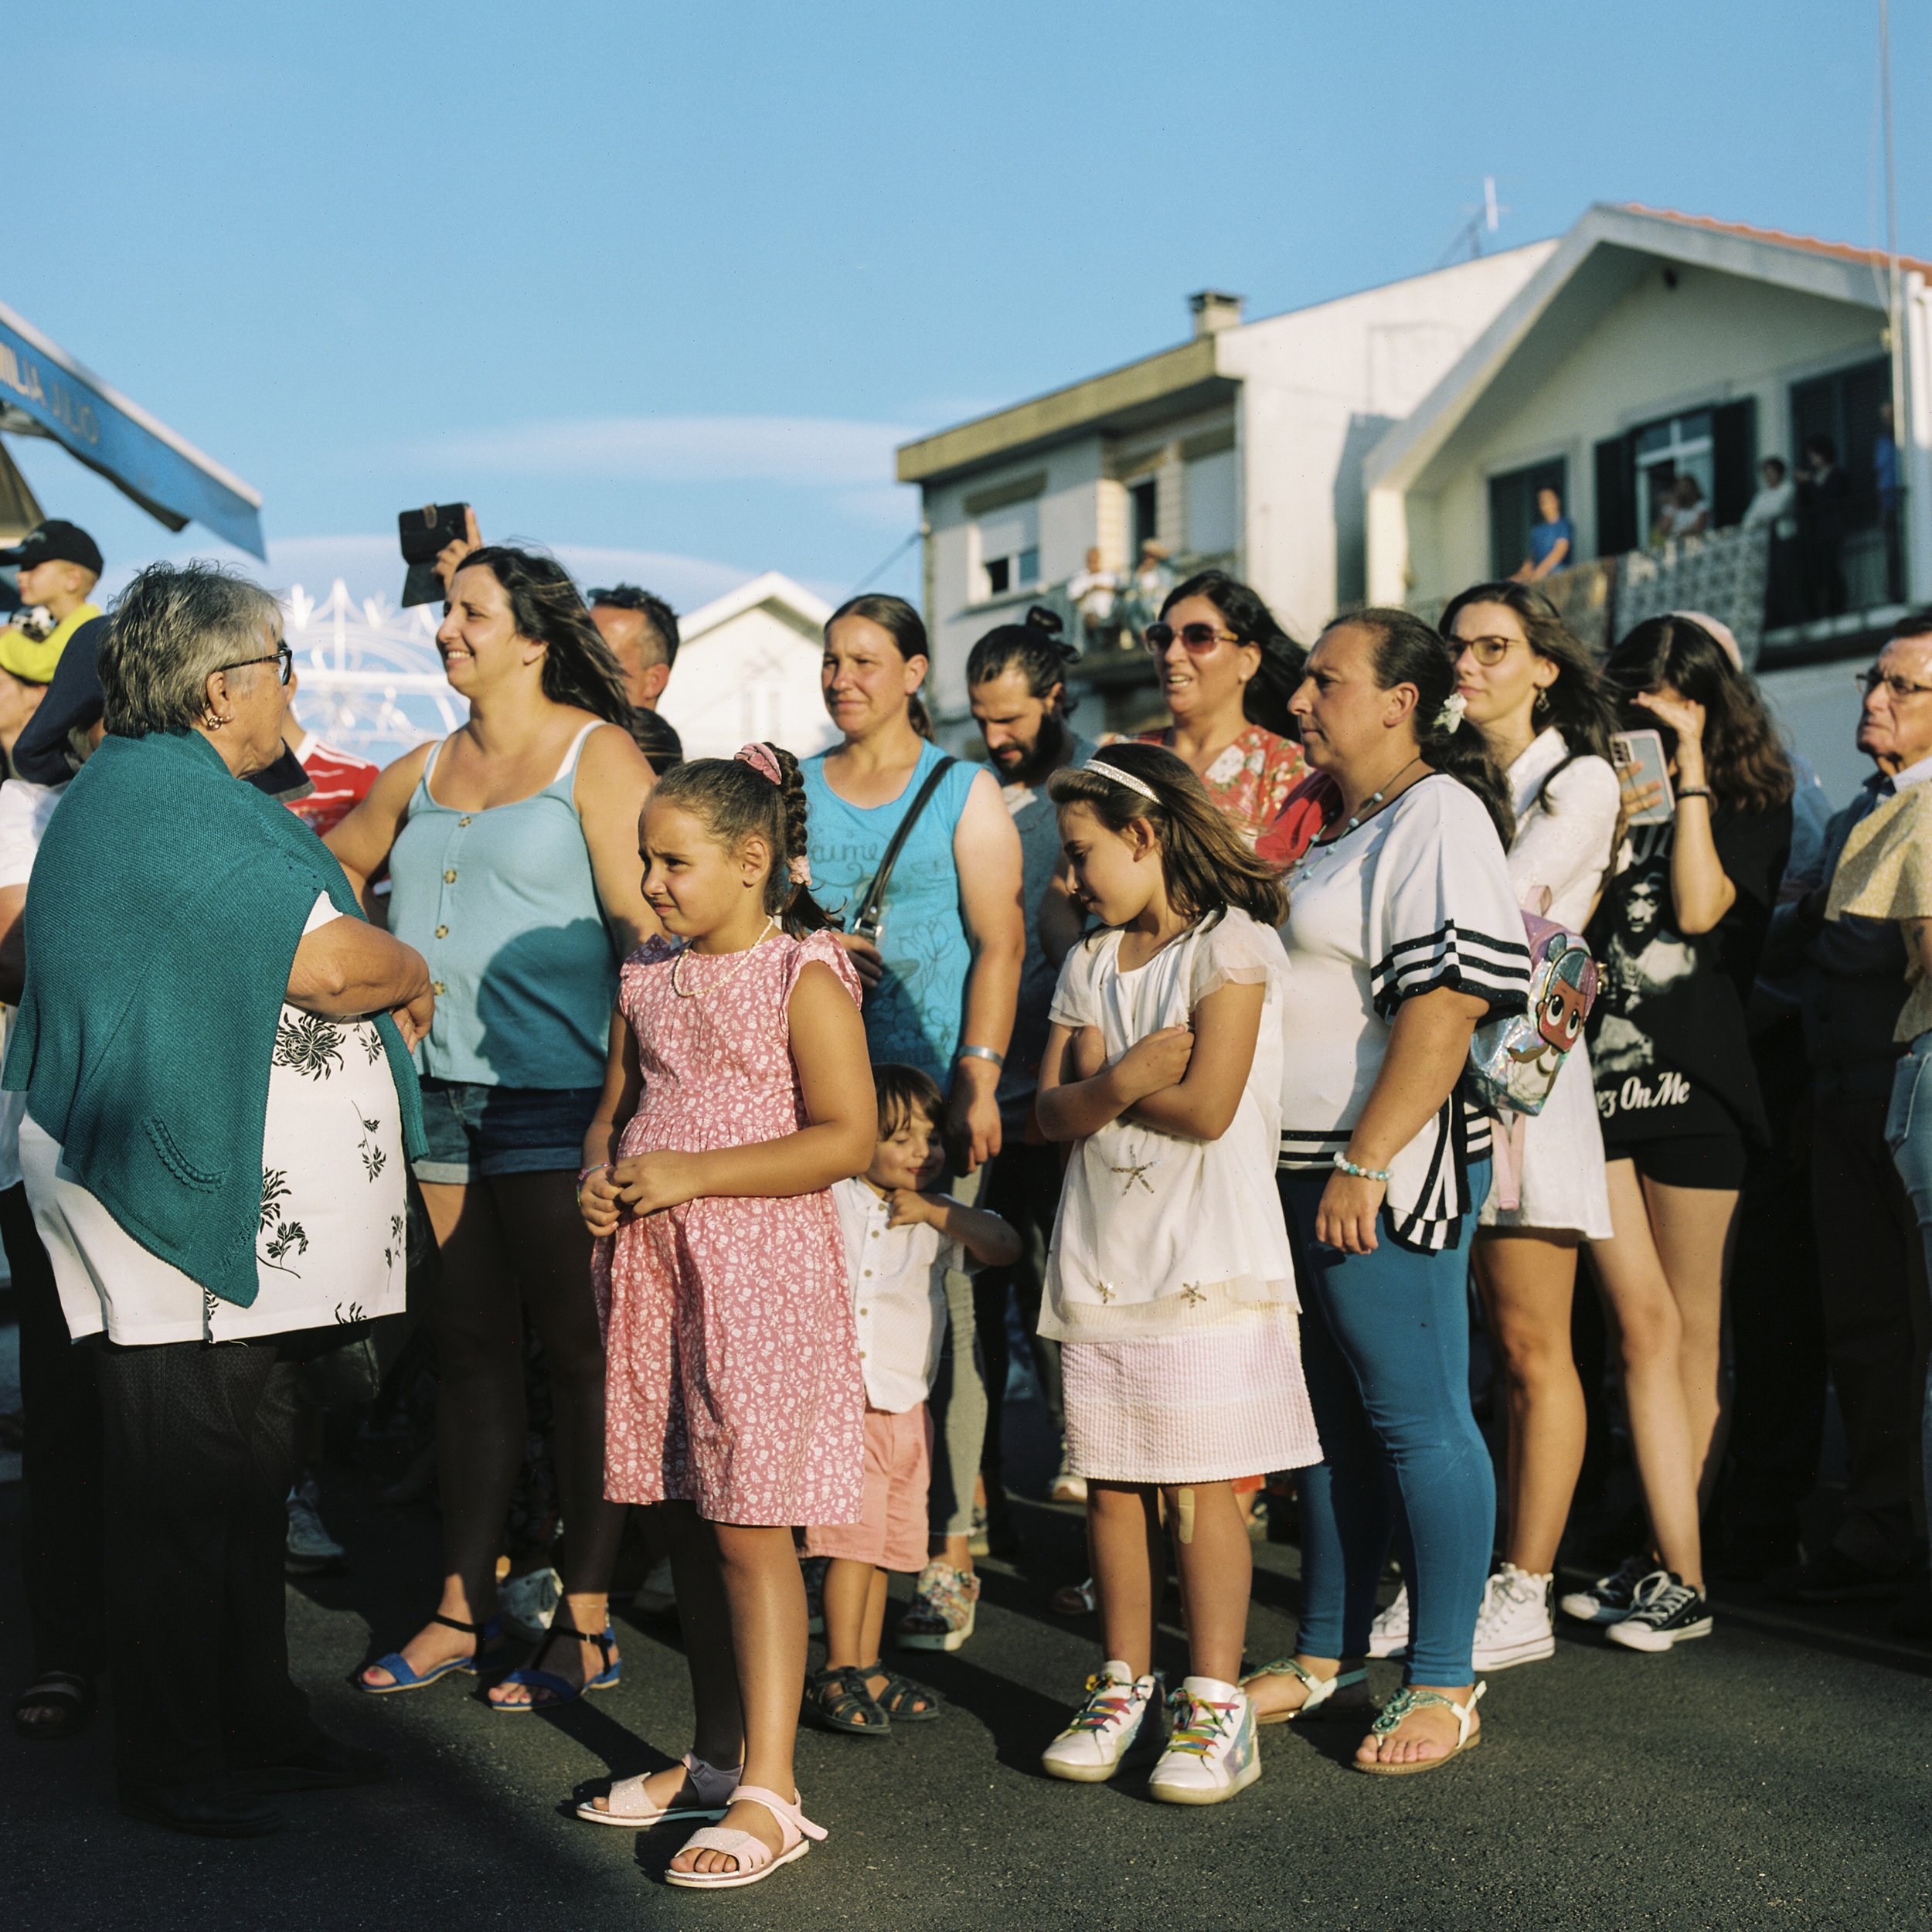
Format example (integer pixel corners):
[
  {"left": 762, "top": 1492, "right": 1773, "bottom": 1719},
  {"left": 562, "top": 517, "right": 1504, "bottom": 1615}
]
[{"left": 832, "top": 1177, "right": 964, "bottom": 1413}]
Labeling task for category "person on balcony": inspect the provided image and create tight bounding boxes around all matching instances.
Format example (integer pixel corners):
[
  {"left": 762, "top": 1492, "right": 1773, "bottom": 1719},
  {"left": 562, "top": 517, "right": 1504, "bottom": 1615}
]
[
  {"left": 1798, "top": 435, "right": 1851, "bottom": 620},
  {"left": 1512, "top": 486, "right": 1574, "bottom": 583},
  {"left": 1663, "top": 474, "right": 1710, "bottom": 541},
  {"left": 1745, "top": 457, "right": 1801, "bottom": 628},
  {"left": 1067, "top": 548, "right": 1123, "bottom": 652}
]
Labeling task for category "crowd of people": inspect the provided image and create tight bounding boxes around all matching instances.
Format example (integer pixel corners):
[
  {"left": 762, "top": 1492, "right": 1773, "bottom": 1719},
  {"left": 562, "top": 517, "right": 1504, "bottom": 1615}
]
[{"left": 2, "top": 509, "right": 1930, "bottom": 1886}]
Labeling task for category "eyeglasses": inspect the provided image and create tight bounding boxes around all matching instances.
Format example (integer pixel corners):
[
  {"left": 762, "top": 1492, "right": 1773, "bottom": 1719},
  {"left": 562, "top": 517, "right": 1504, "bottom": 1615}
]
[
  {"left": 1853, "top": 668, "right": 1932, "bottom": 701},
  {"left": 1454, "top": 634, "right": 1523, "bottom": 668},
  {"left": 1144, "top": 621, "right": 1242, "bottom": 656},
  {"left": 217, "top": 642, "right": 294, "bottom": 686}
]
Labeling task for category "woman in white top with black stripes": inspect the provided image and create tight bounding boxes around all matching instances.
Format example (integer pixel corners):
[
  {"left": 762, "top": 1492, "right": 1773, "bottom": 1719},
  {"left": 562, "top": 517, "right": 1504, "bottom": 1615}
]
[{"left": 1240, "top": 610, "right": 1528, "bottom": 1778}]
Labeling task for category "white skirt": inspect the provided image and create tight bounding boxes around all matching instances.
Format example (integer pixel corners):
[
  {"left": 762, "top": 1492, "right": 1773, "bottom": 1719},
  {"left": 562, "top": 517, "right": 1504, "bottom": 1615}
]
[
  {"left": 1478, "top": 1040, "right": 1614, "bottom": 1240},
  {"left": 1060, "top": 1308, "right": 1322, "bottom": 1485}
]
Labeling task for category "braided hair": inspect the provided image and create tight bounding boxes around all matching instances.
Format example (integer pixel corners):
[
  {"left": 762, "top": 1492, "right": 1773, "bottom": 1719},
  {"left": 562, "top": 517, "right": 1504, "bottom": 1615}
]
[{"left": 649, "top": 742, "right": 835, "bottom": 936}]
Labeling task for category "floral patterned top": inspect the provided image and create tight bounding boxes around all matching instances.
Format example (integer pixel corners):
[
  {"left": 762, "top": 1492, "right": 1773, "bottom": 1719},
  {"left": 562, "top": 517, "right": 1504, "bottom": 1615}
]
[
  {"left": 31, "top": 896, "right": 409, "bottom": 1346},
  {"left": 1119, "top": 724, "right": 1305, "bottom": 846}
]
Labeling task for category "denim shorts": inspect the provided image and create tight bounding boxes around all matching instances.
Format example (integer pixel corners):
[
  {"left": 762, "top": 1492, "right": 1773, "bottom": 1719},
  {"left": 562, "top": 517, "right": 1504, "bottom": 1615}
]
[{"left": 413, "top": 1077, "right": 602, "bottom": 1185}]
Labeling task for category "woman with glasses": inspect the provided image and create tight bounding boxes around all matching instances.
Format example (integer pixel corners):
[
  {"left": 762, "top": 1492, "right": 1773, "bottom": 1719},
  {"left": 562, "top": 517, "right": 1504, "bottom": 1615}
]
[
  {"left": 330, "top": 547, "right": 658, "bottom": 1711},
  {"left": 1118, "top": 572, "right": 1306, "bottom": 846},
  {"left": 10, "top": 563, "right": 431, "bottom": 1832},
  {"left": 1565, "top": 616, "right": 1793, "bottom": 1655},
  {"left": 1412, "top": 581, "right": 1620, "bottom": 1677}
]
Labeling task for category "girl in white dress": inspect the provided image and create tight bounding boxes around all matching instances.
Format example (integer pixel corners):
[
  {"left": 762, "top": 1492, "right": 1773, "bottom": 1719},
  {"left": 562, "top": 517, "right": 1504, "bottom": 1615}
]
[
  {"left": 1032, "top": 741, "right": 1318, "bottom": 1809},
  {"left": 1440, "top": 581, "right": 1621, "bottom": 1670}
]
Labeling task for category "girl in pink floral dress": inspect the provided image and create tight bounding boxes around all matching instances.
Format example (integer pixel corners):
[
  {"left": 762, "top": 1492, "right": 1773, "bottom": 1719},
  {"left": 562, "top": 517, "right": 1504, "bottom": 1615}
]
[{"left": 577, "top": 743, "right": 876, "bottom": 1893}]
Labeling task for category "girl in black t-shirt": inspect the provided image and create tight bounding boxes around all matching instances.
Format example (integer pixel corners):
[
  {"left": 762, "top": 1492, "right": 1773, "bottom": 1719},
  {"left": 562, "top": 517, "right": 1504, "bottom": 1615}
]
[{"left": 1572, "top": 617, "right": 1793, "bottom": 1654}]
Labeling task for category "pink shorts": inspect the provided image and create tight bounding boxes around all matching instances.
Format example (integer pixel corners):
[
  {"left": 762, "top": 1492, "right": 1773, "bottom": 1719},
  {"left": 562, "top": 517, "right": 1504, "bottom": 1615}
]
[{"left": 803, "top": 1404, "right": 931, "bottom": 1574}]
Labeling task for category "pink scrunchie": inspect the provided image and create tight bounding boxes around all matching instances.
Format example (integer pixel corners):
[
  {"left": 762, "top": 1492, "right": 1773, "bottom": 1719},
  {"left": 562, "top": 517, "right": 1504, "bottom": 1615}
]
[{"left": 735, "top": 742, "right": 783, "bottom": 786}]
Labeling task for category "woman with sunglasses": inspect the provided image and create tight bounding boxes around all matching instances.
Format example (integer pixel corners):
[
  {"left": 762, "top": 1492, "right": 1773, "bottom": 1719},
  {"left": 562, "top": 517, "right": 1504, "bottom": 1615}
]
[
  {"left": 1413, "top": 580, "right": 1621, "bottom": 1676},
  {"left": 1566, "top": 615, "right": 1793, "bottom": 1655},
  {"left": 1120, "top": 573, "right": 1306, "bottom": 846}
]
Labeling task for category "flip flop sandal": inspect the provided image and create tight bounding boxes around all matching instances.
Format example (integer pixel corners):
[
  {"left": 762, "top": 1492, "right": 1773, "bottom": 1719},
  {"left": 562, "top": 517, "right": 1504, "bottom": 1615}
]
[
  {"left": 804, "top": 1663, "right": 891, "bottom": 1736},
  {"left": 666, "top": 1784, "right": 826, "bottom": 1891},
  {"left": 576, "top": 1752, "right": 741, "bottom": 1828},
  {"left": 490, "top": 1620, "right": 620, "bottom": 1712},
  {"left": 357, "top": 1614, "right": 502, "bottom": 1696},
  {"left": 11, "top": 1671, "right": 94, "bottom": 1740},
  {"left": 1353, "top": 1682, "right": 1485, "bottom": 1776},
  {"left": 865, "top": 1665, "right": 943, "bottom": 1723},
  {"left": 1240, "top": 1658, "right": 1371, "bottom": 1726}
]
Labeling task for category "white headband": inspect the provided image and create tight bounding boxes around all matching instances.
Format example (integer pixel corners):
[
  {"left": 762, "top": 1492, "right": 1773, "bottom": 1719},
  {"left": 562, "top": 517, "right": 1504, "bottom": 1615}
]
[{"left": 1083, "top": 755, "right": 1161, "bottom": 803}]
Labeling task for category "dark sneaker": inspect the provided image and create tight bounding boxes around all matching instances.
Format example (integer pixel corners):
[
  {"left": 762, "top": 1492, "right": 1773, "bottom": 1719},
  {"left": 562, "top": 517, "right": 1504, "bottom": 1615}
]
[
  {"left": 1558, "top": 1552, "right": 1651, "bottom": 1626},
  {"left": 1605, "top": 1572, "right": 1713, "bottom": 1652},
  {"left": 1766, "top": 1546, "right": 1912, "bottom": 1604}
]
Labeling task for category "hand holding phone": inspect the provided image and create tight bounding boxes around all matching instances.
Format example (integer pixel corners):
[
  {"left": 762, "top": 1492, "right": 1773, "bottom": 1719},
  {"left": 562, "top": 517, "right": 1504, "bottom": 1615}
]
[
  {"left": 397, "top": 503, "right": 474, "bottom": 607},
  {"left": 1611, "top": 728, "right": 1675, "bottom": 826}
]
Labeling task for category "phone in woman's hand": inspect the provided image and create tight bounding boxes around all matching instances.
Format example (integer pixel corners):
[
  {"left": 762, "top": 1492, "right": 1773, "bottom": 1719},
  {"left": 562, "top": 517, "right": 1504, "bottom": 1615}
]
[{"left": 1612, "top": 729, "right": 1675, "bottom": 825}]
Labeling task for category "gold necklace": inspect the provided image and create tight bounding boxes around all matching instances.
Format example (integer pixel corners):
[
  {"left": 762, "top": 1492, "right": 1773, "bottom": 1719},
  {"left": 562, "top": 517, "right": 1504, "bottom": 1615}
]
[{"left": 670, "top": 917, "right": 777, "bottom": 998}]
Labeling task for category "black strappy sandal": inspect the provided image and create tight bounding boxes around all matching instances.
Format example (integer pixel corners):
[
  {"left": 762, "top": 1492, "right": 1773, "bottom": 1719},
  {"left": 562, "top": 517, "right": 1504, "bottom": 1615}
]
[
  {"left": 866, "top": 1665, "right": 943, "bottom": 1723},
  {"left": 12, "top": 1671, "right": 94, "bottom": 1740},
  {"left": 488, "top": 1617, "right": 621, "bottom": 1712},
  {"left": 357, "top": 1612, "right": 503, "bottom": 1695},
  {"left": 804, "top": 1663, "right": 891, "bottom": 1736}
]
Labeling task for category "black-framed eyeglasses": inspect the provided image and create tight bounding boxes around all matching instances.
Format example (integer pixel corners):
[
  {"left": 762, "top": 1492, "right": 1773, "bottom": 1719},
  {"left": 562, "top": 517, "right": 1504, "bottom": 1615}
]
[
  {"left": 1853, "top": 667, "right": 1932, "bottom": 701},
  {"left": 217, "top": 642, "right": 294, "bottom": 686},
  {"left": 1144, "top": 620, "right": 1243, "bottom": 656}
]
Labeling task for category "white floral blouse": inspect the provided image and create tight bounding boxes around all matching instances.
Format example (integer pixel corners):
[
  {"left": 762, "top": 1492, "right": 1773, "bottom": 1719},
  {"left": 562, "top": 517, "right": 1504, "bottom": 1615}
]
[{"left": 26, "top": 897, "right": 409, "bottom": 1346}]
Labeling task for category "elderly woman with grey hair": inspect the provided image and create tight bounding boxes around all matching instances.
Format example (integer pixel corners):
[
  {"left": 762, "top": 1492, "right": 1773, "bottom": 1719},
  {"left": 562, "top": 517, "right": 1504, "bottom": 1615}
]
[{"left": 5, "top": 562, "right": 435, "bottom": 1838}]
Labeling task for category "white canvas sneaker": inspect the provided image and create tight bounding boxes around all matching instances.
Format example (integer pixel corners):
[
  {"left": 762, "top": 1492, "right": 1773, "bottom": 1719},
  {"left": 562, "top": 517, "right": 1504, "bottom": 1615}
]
[
  {"left": 1041, "top": 1662, "right": 1163, "bottom": 1783},
  {"left": 1368, "top": 1586, "right": 1410, "bottom": 1658},
  {"left": 1146, "top": 1678, "right": 1260, "bottom": 1806},
  {"left": 1471, "top": 1564, "right": 1556, "bottom": 1670}
]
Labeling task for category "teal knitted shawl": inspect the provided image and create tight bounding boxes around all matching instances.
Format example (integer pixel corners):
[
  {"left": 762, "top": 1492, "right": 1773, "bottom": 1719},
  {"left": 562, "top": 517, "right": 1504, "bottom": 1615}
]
[{"left": 2, "top": 728, "right": 427, "bottom": 1308}]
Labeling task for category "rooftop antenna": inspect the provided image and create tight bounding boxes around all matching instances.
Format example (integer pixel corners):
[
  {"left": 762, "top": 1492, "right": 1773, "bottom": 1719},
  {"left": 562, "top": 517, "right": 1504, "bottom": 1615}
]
[{"left": 1436, "top": 177, "right": 1507, "bottom": 267}]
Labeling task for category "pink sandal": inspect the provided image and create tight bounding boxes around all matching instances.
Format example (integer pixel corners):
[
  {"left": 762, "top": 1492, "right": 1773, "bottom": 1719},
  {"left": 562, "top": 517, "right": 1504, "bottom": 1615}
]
[
  {"left": 575, "top": 1752, "right": 740, "bottom": 1828},
  {"left": 665, "top": 1784, "right": 826, "bottom": 1890}
]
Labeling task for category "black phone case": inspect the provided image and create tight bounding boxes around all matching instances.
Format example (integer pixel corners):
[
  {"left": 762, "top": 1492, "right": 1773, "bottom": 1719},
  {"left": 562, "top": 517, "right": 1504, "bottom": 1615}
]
[{"left": 398, "top": 503, "right": 468, "bottom": 607}]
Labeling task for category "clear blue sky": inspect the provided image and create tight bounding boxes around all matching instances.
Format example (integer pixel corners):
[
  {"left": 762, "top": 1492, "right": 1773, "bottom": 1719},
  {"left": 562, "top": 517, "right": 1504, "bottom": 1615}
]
[{"left": 10, "top": 0, "right": 1926, "bottom": 613}]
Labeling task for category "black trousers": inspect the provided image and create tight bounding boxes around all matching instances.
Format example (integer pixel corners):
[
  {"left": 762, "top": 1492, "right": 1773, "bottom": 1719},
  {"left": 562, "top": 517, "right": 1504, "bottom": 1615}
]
[
  {"left": 974, "top": 1140, "right": 1066, "bottom": 1497},
  {"left": 97, "top": 1336, "right": 321, "bottom": 1787},
  {"left": 1720, "top": 1015, "right": 1826, "bottom": 1542},
  {"left": 5, "top": 1181, "right": 105, "bottom": 1679}
]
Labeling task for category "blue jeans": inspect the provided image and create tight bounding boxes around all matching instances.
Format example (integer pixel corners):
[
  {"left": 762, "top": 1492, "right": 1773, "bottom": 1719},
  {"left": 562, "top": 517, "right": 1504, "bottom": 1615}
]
[
  {"left": 1280, "top": 1167, "right": 1494, "bottom": 1685},
  {"left": 1884, "top": 1039, "right": 1932, "bottom": 1533}
]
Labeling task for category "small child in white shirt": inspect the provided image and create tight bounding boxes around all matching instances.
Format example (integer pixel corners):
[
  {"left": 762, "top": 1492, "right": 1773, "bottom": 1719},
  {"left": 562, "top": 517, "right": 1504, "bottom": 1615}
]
[{"left": 802, "top": 1064, "right": 1019, "bottom": 1735}]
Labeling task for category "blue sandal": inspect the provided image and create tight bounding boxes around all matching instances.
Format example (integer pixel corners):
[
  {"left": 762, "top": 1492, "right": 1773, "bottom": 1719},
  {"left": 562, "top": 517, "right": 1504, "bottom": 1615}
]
[
  {"left": 357, "top": 1612, "right": 502, "bottom": 1696},
  {"left": 489, "top": 1618, "right": 621, "bottom": 1712}
]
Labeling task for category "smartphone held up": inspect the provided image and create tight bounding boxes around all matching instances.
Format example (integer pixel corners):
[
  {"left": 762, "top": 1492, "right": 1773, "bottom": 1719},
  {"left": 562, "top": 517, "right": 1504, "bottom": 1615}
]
[
  {"left": 1611, "top": 728, "right": 1675, "bottom": 826},
  {"left": 397, "top": 502, "right": 472, "bottom": 607}
]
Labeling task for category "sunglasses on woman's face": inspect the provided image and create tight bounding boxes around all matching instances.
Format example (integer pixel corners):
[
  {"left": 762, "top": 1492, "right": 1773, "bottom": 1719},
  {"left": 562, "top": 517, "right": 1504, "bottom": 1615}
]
[{"left": 1144, "top": 621, "right": 1240, "bottom": 656}]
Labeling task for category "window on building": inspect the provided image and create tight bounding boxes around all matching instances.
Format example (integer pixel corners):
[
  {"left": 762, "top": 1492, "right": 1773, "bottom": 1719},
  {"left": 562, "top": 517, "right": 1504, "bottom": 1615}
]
[
  {"left": 1634, "top": 410, "right": 1714, "bottom": 538},
  {"left": 1791, "top": 355, "right": 1891, "bottom": 532},
  {"left": 1488, "top": 457, "right": 1566, "bottom": 581},
  {"left": 973, "top": 498, "right": 1040, "bottom": 602},
  {"left": 1130, "top": 478, "right": 1159, "bottom": 557},
  {"left": 1594, "top": 399, "right": 1756, "bottom": 556}
]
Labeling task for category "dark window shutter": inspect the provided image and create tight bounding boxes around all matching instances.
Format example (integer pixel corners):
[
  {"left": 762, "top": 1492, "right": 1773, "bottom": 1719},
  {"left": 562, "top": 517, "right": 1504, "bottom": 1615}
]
[
  {"left": 1711, "top": 398, "right": 1757, "bottom": 527},
  {"left": 1595, "top": 434, "right": 1636, "bottom": 556}
]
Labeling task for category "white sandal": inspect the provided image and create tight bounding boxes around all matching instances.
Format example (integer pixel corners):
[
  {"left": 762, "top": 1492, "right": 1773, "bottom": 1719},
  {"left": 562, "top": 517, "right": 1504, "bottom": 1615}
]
[
  {"left": 1240, "top": 1658, "right": 1370, "bottom": 1726},
  {"left": 1353, "top": 1681, "right": 1485, "bottom": 1777},
  {"left": 575, "top": 1752, "right": 740, "bottom": 1828},
  {"left": 665, "top": 1784, "right": 826, "bottom": 1889}
]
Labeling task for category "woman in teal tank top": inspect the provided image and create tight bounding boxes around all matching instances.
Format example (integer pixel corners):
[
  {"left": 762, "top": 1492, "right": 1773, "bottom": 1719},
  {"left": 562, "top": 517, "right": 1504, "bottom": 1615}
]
[
  {"left": 328, "top": 548, "right": 658, "bottom": 1710},
  {"left": 808, "top": 594, "right": 1024, "bottom": 1654}
]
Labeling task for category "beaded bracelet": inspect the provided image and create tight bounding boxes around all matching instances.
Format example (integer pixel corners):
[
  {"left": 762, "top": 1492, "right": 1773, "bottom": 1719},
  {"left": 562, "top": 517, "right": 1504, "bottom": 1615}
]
[
  {"left": 1332, "top": 1152, "right": 1393, "bottom": 1185},
  {"left": 576, "top": 1163, "right": 610, "bottom": 1201}
]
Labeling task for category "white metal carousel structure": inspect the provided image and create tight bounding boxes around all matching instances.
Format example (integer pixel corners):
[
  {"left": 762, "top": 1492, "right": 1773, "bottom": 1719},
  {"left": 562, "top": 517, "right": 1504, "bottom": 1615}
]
[{"left": 283, "top": 579, "right": 461, "bottom": 763}]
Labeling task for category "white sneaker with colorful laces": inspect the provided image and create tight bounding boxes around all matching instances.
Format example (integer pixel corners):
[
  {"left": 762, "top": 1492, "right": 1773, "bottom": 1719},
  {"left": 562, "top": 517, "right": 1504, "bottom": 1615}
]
[
  {"left": 1040, "top": 1662, "right": 1163, "bottom": 1783},
  {"left": 1147, "top": 1677, "right": 1260, "bottom": 1806}
]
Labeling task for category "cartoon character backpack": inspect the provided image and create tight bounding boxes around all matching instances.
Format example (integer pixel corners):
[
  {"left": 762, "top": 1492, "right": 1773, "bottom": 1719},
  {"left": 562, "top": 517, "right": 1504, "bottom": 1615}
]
[{"left": 1467, "top": 913, "right": 1599, "bottom": 1209}]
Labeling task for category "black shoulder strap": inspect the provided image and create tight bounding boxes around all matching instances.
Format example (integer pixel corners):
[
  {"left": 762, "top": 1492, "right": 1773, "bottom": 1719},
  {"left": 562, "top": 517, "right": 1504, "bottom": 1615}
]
[{"left": 851, "top": 755, "right": 957, "bottom": 935}]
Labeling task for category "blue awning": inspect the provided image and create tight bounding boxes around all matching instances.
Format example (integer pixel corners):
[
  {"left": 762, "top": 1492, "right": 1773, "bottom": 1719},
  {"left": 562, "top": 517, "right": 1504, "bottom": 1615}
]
[{"left": 0, "top": 299, "right": 264, "bottom": 559}]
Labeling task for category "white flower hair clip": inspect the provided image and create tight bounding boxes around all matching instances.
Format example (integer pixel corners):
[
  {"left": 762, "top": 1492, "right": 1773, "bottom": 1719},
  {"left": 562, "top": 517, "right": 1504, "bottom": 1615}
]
[{"left": 1433, "top": 692, "right": 1468, "bottom": 734}]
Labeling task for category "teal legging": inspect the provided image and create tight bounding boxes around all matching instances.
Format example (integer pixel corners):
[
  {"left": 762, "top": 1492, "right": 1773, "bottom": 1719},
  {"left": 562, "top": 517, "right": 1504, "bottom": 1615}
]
[{"left": 1280, "top": 1168, "right": 1493, "bottom": 1685}]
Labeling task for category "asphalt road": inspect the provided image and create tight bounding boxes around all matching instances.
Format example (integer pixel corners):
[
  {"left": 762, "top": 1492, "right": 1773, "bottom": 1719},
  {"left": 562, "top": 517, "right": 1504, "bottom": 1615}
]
[{"left": 3, "top": 1418, "right": 1930, "bottom": 1932}]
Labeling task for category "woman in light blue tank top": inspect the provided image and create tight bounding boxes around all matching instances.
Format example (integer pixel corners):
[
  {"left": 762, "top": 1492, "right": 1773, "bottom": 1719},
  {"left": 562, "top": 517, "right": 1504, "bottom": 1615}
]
[
  {"left": 327, "top": 546, "right": 658, "bottom": 1710},
  {"left": 808, "top": 594, "right": 1024, "bottom": 1648}
]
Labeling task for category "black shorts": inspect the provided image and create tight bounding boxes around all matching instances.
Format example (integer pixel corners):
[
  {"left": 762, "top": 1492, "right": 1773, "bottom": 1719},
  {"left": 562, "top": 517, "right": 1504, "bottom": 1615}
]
[{"left": 1603, "top": 1132, "right": 1748, "bottom": 1191}]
